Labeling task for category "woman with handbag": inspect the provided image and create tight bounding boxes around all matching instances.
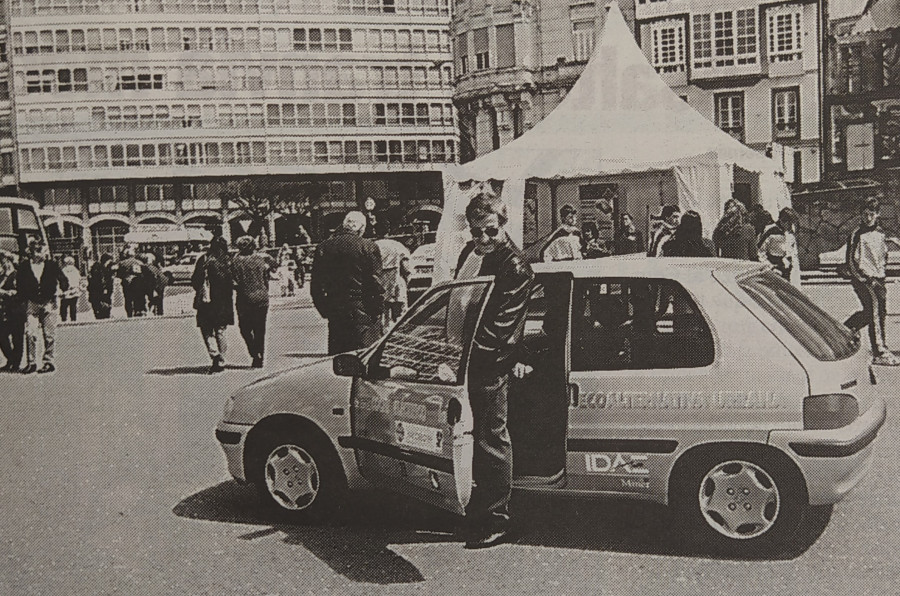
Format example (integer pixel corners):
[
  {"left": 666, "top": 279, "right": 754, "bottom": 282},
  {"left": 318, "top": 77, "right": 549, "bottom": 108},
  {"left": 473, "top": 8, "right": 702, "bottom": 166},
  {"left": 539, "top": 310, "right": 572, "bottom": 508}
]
[{"left": 191, "top": 236, "right": 234, "bottom": 374}]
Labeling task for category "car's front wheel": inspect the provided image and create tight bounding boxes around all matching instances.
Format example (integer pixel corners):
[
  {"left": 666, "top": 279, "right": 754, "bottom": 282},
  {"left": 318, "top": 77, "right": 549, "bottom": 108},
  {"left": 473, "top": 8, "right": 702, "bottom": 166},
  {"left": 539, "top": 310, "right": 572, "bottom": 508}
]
[
  {"left": 248, "top": 429, "right": 345, "bottom": 521},
  {"left": 671, "top": 446, "right": 807, "bottom": 556}
]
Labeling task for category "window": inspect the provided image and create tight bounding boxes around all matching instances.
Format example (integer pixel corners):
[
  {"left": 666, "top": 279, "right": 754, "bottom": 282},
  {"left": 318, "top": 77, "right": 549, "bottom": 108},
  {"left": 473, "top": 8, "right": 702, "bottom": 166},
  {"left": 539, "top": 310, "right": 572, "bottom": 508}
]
[
  {"left": 371, "top": 282, "right": 489, "bottom": 384},
  {"left": 715, "top": 92, "right": 744, "bottom": 141},
  {"left": 772, "top": 87, "right": 799, "bottom": 140},
  {"left": 768, "top": 5, "right": 802, "bottom": 63},
  {"left": 572, "top": 21, "right": 594, "bottom": 63},
  {"left": 473, "top": 28, "right": 489, "bottom": 70},
  {"left": 650, "top": 19, "right": 685, "bottom": 73},
  {"left": 457, "top": 33, "right": 468, "bottom": 74},
  {"left": 571, "top": 278, "right": 714, "bottom": 371},
  {"left": 693, "top": 14, "right": 712, "bottom": 69},
  {"left": 740, "top": 271, "right": 857, "bottom": 361}
]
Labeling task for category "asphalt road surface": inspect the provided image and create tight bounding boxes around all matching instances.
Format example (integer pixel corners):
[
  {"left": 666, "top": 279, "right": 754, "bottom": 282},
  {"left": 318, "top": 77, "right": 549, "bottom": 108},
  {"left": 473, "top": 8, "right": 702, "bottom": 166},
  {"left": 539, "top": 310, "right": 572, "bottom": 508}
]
[{"left": 2, "top": 283, "right": 900, "bottom": 596}]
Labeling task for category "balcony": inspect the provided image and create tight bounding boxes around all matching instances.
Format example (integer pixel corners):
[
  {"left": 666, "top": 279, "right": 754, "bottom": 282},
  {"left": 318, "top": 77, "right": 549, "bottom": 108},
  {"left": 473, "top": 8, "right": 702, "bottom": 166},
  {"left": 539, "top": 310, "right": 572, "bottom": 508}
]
[{"left": 455, "top": 66, "right": 535, "bottom": 101}]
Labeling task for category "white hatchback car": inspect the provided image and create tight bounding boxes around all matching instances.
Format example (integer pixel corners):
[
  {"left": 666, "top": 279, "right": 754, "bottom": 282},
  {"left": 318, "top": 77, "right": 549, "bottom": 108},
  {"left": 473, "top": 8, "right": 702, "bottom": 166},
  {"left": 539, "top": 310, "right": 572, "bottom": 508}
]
[
  {"left": 216, "top": 257, "right": 886, "bottom": 555},
  {"left": 162, "top": 252, "right": 203, "bottom": 285}
]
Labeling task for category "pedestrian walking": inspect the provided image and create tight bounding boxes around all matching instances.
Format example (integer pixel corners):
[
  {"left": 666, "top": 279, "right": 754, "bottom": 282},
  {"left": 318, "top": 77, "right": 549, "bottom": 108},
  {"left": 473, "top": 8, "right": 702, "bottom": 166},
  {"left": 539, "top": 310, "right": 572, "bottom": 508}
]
[
  {"left": 614, "top": 212, "right": 644, "bottom": 255},
  {"left": 59, "top": 256, "right": 82, "bottom": 322},
  {"left": 453, "top": 189, "right": 534, "bottom": 549},
  {"left": 117, "top": 247, "right": 146, "bottom": 317},
  {"left": 87, "top": 254, "right": 114, "bottom": 320},
  {"left": 844, "top": 197, "right": 900, "bottom": 366},
  {"left": 311, "top": 211, "right": 384, "bottom": 355},
  {"left": 143, "top": 253, "right": 167, "bottom": 316},
  {"left": 712, "top": 200, "right": 758, "bottom": 260},
  {"left": 292, "top": 246, "right": 306, "bottom": 289},
  {"left": 758, "top": 207, "right": 799, "bottom": 282},
  {"left": 191, "top": 236, "right": 234, "bottom": 374},
  {"left": 0, "top": 250, "right": 25, "bottom": 371},
  {"left": 662, "top": 210, "right": 714, "bottom": 257},
  {"left": 231, "top": 236, "right": 276, "bottom": 368},
  {"left": 375, "top": 237, "right": 411, "bottom": 328},
  {"left": 17, "top": 237, "right": 68, "bottom": 374},
  {"left": 648, "top": 205, "right": 681, "bottom": 256}
]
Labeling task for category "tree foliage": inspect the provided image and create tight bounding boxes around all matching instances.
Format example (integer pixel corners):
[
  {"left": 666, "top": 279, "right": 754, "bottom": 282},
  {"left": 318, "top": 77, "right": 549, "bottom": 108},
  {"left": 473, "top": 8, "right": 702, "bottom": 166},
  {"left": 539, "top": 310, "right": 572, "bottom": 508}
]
[{"left": 220, "top": 179, "right": 328, "bottom": 243}]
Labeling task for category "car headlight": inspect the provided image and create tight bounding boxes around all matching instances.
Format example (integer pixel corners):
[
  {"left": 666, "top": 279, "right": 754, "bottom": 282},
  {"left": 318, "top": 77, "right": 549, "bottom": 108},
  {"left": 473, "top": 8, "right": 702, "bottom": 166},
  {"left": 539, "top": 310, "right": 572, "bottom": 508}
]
[{"left": 803, "top": 394, "right": 859, "bottom": 430}]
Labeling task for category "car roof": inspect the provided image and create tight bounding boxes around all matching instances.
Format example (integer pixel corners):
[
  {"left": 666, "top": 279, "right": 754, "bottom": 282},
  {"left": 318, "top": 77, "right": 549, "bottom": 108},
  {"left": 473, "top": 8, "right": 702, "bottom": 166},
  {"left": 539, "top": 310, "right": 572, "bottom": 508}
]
[{"left": 530, "top": 255, "right": 768, "bottom": 280}]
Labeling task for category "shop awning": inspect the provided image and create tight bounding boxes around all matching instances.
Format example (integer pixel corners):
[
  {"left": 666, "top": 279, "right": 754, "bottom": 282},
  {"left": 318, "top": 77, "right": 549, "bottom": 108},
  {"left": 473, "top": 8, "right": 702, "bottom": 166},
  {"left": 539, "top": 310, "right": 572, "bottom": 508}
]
[{"left": 124, "top": 227, "right": 212, "bottom": 244}]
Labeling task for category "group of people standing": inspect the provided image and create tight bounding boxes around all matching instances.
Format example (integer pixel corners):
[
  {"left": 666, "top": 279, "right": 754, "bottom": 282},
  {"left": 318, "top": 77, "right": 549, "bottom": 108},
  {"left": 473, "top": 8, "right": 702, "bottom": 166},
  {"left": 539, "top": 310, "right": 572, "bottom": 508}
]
[
  {"left": 540, "top": 205, "right": 646, "bottom": 262},
  {"left": 114, "top": 248, "right": 168, "bottom": 318}
]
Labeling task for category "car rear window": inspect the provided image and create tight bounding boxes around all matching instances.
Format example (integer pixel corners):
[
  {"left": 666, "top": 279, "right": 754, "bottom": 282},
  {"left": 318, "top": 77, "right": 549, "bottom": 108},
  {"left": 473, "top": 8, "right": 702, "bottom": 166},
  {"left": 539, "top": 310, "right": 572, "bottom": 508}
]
[{"left": 738, "top": 271, "right": 858, "bottom": 361}]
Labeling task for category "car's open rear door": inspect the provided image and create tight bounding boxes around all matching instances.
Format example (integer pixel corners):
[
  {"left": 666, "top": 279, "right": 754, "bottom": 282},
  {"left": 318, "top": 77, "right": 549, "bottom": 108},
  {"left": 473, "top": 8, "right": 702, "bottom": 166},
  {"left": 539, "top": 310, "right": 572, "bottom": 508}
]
[{"left": 346, "top": 280, "right": 492, "bottom": 515}]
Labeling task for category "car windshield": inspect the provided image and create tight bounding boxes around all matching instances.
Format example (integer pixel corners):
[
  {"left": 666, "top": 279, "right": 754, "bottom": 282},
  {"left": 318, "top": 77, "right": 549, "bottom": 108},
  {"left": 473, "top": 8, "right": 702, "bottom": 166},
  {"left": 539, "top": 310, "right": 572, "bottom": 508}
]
[{"left": 739, "top": 271, "right": 858, "bottom": 361}]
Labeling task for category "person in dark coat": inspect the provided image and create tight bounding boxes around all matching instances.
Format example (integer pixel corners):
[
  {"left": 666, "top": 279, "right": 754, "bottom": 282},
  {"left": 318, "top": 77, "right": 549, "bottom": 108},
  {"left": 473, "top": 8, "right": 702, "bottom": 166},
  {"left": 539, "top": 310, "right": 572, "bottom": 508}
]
[
  {"left": 191, "top": 236, "right": 234, "bottom": 374},
  {"left": 117, "top": 247, "right": 146, "bottom": 317},
  {"left": 453, "top": 190, "right": 534, "bottom": 549},
  {"left": 662, "top": 210, "right": 714, "bottom": 257},
  {"left": 87, "top": 254, "right": 114, "bottom": 320},
  {"left": 143, "top": 253, "right": 167, "bottom": 316},
  {"left": 17, "top": 237, "right": 68, "bottom": 374},
  {"left": 614, "top": 212, "right": 644, "bottom": 255},
  {"left": 0, "top": 250, "right": 25, "bottom": 372},
  {"left": 311, "top": 211, "right": 384, "bottom": 355},
  {"left": 713, "top": 199, "right": 758, "bottom": 260},
  {"left": 231, "top": 236, "right": 275, "bottom": 368}
]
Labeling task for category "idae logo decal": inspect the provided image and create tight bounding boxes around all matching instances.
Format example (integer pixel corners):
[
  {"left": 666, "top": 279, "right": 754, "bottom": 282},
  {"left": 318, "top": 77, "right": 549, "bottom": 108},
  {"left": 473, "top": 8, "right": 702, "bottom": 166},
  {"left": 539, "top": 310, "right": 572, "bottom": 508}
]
[
  {"left": 395, "top": 421, "right": 444, "bottom": 453},
  {"left": 584, "top": 453, "right": 649, "bottom": 475}
]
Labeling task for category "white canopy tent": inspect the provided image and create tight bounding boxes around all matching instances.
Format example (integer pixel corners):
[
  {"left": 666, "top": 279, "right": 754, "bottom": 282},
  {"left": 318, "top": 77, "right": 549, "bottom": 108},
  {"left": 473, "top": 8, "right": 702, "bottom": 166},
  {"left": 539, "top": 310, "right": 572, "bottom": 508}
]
[{"left": 434, "top": 1, "right": 792, "bottom": 281}]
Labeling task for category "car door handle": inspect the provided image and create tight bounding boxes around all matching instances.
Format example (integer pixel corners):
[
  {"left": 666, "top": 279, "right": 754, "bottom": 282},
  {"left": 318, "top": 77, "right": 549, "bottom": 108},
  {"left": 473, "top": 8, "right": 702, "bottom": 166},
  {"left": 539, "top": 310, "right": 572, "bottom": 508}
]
[{"left": 568, "top": 383, "right": 579, "bottom": 407}]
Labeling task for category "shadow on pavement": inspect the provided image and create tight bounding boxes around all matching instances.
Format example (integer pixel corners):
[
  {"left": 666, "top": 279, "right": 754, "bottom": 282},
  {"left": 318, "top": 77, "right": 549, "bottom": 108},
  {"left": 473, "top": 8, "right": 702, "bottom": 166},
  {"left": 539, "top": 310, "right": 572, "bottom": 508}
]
[
  {"left": 174, "top": 480, "right": 833, "bottom": 584},
  {"left": 145, "top": 364, "right": 255, "bottom": 376},
  {"left": 282, "top": 352, "right": 329, "bottom": 359}
]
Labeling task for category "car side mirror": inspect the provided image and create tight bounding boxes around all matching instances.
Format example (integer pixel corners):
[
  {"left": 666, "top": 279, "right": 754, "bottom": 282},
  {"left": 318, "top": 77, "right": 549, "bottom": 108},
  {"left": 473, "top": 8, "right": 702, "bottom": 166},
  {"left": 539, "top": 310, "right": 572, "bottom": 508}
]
[{"left": 333, "top": 353, "right": 366, "bottom": 377}]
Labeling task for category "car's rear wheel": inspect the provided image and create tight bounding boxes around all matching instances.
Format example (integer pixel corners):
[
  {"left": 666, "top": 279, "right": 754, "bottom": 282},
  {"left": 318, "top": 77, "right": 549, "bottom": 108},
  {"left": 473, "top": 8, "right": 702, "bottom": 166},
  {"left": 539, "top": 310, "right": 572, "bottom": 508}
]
[
  {"left": 248, "top": 429, "right": 345, "bottom": 522},
  {"left": 671, "top": 446, "right": 807, "bottom": 556}
]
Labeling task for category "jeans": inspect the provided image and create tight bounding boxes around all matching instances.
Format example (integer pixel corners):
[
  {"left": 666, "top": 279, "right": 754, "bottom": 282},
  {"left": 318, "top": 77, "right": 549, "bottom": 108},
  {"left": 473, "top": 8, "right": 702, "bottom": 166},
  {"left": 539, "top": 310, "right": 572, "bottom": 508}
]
[
  {"left": 60, "top": 297, "right": 78, "bottom": 322},
  {"left": 26, "top": 300, "right": 58, "bottom": 366},
  {"left": 0, "top": 310, "right": 25, "bottom": 369},
  {"left": 237, "top": 302, "right": 268, "bottom": 360},
  {"left": 846, "top": 277, "right": 888, "bottom": 354},
  {"left": 200, "top": 324, "right": 228, "bottom": 361},
  {"left": 465, "top": 373, "right": 513, "bottom": 531}
]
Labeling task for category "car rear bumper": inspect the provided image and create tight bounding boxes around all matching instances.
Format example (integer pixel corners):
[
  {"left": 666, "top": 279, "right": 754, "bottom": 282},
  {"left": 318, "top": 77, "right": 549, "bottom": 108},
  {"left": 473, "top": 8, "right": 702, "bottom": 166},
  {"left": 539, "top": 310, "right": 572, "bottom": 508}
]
[
  {"left": 215, "top": 421, "right": 252, "bottom": 483},
  {"left": 768, "top": 397, "right": 887, "bottom": 505}
]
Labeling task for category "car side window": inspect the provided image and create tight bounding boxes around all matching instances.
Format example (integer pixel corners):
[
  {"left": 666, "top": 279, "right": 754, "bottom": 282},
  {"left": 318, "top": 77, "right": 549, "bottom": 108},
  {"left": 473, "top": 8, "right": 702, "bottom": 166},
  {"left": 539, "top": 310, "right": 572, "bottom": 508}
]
[
  {"left": 372, "top": 282, "right": 489, "bottom": 385},
  {"left": 571, "top": 278, "right": 714, "bottom": 371}
]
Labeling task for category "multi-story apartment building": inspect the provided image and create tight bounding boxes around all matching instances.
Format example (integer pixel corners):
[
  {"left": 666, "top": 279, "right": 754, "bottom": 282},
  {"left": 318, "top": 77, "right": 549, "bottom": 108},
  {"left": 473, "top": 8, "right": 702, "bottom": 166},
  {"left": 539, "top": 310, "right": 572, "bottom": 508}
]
[
  {"left": 0, "top": 3, "right": 16, "bottom": 191},
  {"left": 824, "top": 0, "right": 898, "bottom": 180},
  {"left": 452, "top": 0, "right": 637, "bottom": 162},
  {"left": 634, "top": 0, "right": 823, "bottom": 188},
  {"left": 453, "top": 0, "right": 822, "bottom": 192},
  {"left": 8, "top": 0, "right": 456, "bottom": 256}
]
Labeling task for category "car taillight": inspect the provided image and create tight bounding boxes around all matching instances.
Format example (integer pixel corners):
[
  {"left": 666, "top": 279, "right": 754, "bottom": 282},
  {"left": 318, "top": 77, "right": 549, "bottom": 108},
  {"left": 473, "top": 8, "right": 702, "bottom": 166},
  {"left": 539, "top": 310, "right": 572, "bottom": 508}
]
[{"left": 803, "top": 394, "right": 859, "bottom": 430}]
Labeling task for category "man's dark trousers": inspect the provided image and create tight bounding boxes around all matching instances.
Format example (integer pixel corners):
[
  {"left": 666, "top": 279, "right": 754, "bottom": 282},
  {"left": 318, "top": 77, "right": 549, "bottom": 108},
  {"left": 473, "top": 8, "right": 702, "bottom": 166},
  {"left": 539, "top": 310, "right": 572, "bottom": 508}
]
[
  {"left": 846, "top": 276, "right": 888, "bottom": 352},
  {"left": 326, "top": 303, "right": 380, "bottom": 355},
  {"left": 237, "top": 302, "right": 268, "bottom": 360},
  {"left": 465, "top": 372, "right": 513, "bottom": 531},
  {"left": 0, "top": 310, "right": 25, "bottom": 369}
]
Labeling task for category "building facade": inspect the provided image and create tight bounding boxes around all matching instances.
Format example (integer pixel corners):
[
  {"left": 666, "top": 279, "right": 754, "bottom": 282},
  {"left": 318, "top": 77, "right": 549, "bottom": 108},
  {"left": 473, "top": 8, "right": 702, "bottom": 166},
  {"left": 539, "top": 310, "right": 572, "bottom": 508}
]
[
  {"left": 452, "top": 0, "right": 637, "bottom": 162},
  {"left": 7, "top": 0, "right": 456, "bottom": 256},
  {"left": 453, "top": 0, "right": 823, "bottom": 189}
]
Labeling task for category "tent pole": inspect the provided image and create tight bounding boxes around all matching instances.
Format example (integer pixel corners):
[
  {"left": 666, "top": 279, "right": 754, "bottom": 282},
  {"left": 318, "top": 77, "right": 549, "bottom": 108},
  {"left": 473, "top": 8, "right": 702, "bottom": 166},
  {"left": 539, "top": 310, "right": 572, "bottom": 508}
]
[{"left": 550, "top": 181, "right": 560, "bottom": 229}]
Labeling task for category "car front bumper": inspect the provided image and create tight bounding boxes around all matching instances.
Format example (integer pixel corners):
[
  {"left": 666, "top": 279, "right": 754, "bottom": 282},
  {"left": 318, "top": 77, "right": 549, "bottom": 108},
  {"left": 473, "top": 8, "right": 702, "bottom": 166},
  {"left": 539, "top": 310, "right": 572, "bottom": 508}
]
[
  {"left": 215, "top": 421, "right": 253, "bottom": 483},
  {"left": 768, "top": 397, "right": 887, "bottom": 505}
]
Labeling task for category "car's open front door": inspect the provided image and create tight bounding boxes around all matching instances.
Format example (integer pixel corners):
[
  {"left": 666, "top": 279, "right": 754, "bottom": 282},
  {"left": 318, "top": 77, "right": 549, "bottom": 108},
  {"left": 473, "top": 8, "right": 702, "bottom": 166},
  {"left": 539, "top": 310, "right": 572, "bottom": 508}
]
[{"left": 346, "top": 280, "right": 492, "bottom": 515}]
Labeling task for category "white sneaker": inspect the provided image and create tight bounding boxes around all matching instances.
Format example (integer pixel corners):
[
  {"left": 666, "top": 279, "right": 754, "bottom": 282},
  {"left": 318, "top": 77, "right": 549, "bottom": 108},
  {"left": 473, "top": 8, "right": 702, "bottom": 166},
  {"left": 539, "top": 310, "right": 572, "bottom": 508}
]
[{"left": 873, "top": 351, "right": 900, "bottom": 366}]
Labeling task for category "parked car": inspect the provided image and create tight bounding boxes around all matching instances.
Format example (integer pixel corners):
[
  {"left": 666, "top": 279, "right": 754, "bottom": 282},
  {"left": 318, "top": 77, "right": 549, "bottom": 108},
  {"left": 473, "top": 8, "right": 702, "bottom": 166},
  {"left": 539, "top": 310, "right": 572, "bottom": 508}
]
[
  {"left": 406, "top": 242, "right": 435, "bottom": 305},
  {"left": 819, "top": 237, "right": 900, "bottom": 273},
  {"left": 161, "top": 252, "right": 203, "bottom": 285},
  {"left": 216, "top": 256, "right": 886, "bottom": 555}
]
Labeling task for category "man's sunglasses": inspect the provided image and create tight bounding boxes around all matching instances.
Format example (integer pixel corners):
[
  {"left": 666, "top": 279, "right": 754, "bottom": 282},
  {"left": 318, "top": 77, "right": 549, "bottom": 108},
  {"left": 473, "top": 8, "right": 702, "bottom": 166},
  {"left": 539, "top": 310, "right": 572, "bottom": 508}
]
[{"left": 470, "top": 226, "right": 501, "bottom": 239}]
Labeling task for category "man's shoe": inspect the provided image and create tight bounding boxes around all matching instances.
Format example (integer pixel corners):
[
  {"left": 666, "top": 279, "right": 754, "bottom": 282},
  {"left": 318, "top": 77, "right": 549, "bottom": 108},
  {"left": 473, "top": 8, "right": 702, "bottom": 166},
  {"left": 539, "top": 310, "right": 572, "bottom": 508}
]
[
  {"left": 251, "top": 355, "right": 263, "bottom": 368},
  {"left": 873, "top": 351, "right": 900, "bottom": 366},
  {"left": 20, "top": 364, "right": 37, "bottom": 374},
  {"left": 37, "top": 363, "right": 55, "bottom": 374},
  {"left": 465, "top": 527, "right": 512, "bottom": 549}
]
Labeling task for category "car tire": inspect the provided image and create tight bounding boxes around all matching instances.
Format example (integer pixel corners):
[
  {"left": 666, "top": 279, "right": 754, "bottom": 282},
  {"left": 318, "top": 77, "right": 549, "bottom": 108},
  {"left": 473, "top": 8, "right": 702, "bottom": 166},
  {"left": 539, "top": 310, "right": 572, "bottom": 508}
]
[
  {"left": 247, "top": 429, "right": 346, "bottom": 522},
  {"left": 671, "top": 446, "right": 807, "bottom": 556}
]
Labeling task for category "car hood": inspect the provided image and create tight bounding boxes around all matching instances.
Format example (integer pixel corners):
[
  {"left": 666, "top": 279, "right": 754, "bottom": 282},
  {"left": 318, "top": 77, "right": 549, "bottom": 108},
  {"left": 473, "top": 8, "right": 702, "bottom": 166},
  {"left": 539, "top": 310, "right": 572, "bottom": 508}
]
[{"left": 222, "top": 356, "right": 353, "bottom": 425}]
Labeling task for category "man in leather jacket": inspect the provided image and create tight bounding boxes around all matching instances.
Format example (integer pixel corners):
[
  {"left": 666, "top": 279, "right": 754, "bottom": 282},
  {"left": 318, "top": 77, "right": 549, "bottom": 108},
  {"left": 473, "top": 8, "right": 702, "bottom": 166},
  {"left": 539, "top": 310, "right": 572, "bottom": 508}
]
[
  {"left": 311, "top": 211, "right": 384, "bottom": 355},
  {"left": 454, "top": 190, "right": 534, "bottom": 549}
]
